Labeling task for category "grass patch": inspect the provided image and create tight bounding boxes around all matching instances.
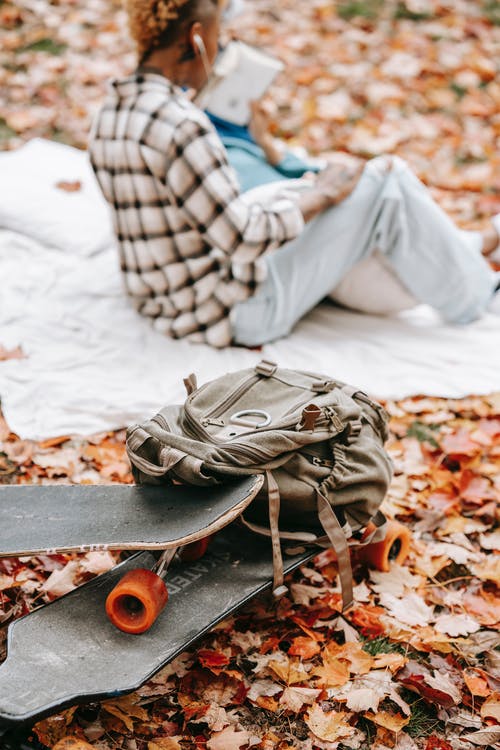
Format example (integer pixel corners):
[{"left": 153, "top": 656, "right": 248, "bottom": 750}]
[
  {"left": 0, "top": 118, "right": 16, "bottom": 143},
  {"left": 337, "top": 0, "right": 383, "bottom": 21},
  {"left": 395, "top": 2, "right": 432, "bottom": 20},
  {"left": 50, "top": 128, "right": 74, "bottom": 146},
  {"left": 450, "top": 82, "right": 467, "bottom": 100},
  {"left": 356, "top": 692, "right": 444, "bottom": 743},
  {"left": 403, "top": 693, "right": 445, "bottom": 738},
  {"left": 406, "top": 420, "right": 439, "bottom": 448},
  {"left": 484, "top": 1, "right": 500, "bottom": 25},
  {"left": 19, "top": 38, "right": 67, "bottom": 55},
  {"left": 361, "top": 636, "right": 407, "bottom": 656}
]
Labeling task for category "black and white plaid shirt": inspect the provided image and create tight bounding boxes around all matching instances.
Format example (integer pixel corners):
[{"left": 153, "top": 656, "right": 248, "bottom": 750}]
[{"left": 89, "top": 72, "right": 304, "bottom": 346}]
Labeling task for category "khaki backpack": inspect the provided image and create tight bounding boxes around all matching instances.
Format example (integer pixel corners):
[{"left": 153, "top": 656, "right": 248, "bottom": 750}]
[{"left": 126, "top": 361, "right": 393, "bottom": 610}]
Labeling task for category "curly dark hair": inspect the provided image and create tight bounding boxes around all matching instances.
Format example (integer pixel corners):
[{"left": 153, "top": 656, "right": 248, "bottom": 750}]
[{"left": 126, "top": 0, "right": 220, "bottom": 62}]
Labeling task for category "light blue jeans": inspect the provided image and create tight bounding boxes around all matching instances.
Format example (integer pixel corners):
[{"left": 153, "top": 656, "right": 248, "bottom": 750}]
[{"left": 231, "top": 157, "right": 497, "bottom": 347}]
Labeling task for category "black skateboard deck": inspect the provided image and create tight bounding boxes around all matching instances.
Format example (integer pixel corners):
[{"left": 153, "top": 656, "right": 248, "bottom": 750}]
[
  {"left": 0, "top": 476, "right": 263, "bottom": 555},
  {"left": 0, "top": 526, "right": 314, "bottom": 726}
]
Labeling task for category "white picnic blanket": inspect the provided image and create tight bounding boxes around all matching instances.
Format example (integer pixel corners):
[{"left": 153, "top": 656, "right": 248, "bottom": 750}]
[{"left": 1, "top": 139, "right": 499, "bottom": 440}]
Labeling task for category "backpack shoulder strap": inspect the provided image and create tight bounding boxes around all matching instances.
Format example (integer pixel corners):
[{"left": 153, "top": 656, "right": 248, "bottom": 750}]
[{"left": 316, "top": 491, "right": 354, "bottom": 612}]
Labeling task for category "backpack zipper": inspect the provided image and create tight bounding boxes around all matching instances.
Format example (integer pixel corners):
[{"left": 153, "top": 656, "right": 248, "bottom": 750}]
[
  {"left": 301, "top": 447, "right": 334, "bottom": 468},
  {"left": 152, "top": 414, "right": 171, "bottom": 432},
  {"left": 155, "top": 410, "right": 275, "bottom": 462},
  {"left": 222, "top": 443, "right": 276, "bottom": 462},
  {"left": 202, "top": 373, "right": 261, "bottom": 420}
]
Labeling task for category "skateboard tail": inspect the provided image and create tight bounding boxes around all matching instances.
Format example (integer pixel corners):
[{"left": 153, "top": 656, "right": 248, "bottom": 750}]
[{"left": 0, "top": 533, "right": 313, "bottom": 728}]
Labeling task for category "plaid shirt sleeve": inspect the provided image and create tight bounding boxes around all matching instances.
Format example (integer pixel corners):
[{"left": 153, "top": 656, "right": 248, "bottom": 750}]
[{"left": 165, "top": 117, "right": 305, "bottom": 265}]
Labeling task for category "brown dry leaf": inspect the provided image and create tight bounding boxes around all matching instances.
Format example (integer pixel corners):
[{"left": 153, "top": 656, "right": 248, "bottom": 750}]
[
  {"left": 305, "top": 705, "right": 354, "bottom": 743},
  {"left": 279, "top": 687, "right": 321, "bottom": 713},
  {"left": 83, "top": 440, "right": 131, "bottom": 481},
  {"left": 470, "top": 556, "right": 500, "bottom": 585},
  {"left": 0, "top": 344, "right": 25, "bottom": 361},
  {"left": 32, "top": 708, "right": 77, "bottom": 748},
  {"left": 480, "top": 691, "right": 500, "bottom": 722},
  {"left": 463, "top": 669, "right": 491, "bottom": 698},
  {"left": 206, "top": 726, "right": 251, "bottom": 750},
  {"left": 434, "top": 613, "right": 480, "bottom": 637},
  {"left": 313, "top": 652, "right": 350, "bottom": 689},
  {"left": 52, "top": 737, "right": 94, "bottom": 750},
  {"left": 290, "top": 582, "right": 328, "bottom": 606},
  {"left": 441, "top": 429, "right": 481, "bottom": 458},
  {"left": 255, "top": 695, "right": 278, "bottom": 712},
  {"left": 372, "top": 653, "right": 408, "bottom": 672},
  {"left": 148, "top": 740, "right": 182, "bottom": 750},
  {"left": 55, "top": 180, "right": 82, "bottom": 192},
  {"left": 101, "top": 696, "right": 148, "bottom": 732},
  {"left": 399, "top": 662, "right": 461, "bottom": 708},
  {"left": 37, "top": 435, "right": 71, "bottom": 450},
  {"left": 462, "top": 727, "right": 500, "bottom": 746},
  {"left": 288, "top": 636, "right": 321, "bottom": 659},
  {"left": 378, "top": 593, "right": 434, "bottom": 628},
  {"left": 246, "top": 679, "right": 282, "bottom": 704},
  {"left": 41, "top": 561, "right": 80, "bottom": 598},
  {"left": 199, "top": 703, "right": 231, "bottom": 732},
  {"left": 268, "top": 657, "right": 309, "bottom": 686},
  {"left": 80, "top": 550, "right": 116, "bottom": 575},
  {"left": 365, "top": 710, "right": 410, "bottom": 732},
  {"left": 462, "top": 589, "right": 500, "bottom": 627},
  {"left": 0, "top": 411, "right": 12, "bottom": 442},
  {"left": 335, "top": 671, "right": 411, "bottom": 716}
]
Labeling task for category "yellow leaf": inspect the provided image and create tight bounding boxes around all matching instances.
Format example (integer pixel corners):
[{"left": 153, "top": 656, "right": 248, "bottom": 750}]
[
  {"left": 148, "top": 740, "right": 182, "bottom": 750},
  {"left": 102, "top": 696, "right": 148, "bottom": 732},
  {"left": 268, "top": 657, "right": 309, "bottom": 685},
  {"left": 372, "top": 653, "right": 408, "bottom": 672},
  {"left": 365, "top": 710, "right": 410, "bottom": 732},
  {"left": 313, "top": 654, "right": 350, "bottom": 688},
  {"left": 339, "top": 642, "right": 374, "bottom": 675}
]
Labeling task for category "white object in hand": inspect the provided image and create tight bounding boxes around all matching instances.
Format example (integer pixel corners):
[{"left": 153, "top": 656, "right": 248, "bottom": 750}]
[{"left": 196, "top": 41, "right": 284, "bottom": 126}]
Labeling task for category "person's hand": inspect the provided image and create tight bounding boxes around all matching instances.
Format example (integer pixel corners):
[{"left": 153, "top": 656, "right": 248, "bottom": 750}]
[
  {"left": 248, "top": 100, "right": 269, "bottom": 145},
  {"left": 248, "top": 100, "right": 284, "bottom": 166},
  {"left": 297, "top": 159, "right": 365, "bottom": 223},
  {"left": 314, "top": 160, "right": 365, "bottom": 208}
]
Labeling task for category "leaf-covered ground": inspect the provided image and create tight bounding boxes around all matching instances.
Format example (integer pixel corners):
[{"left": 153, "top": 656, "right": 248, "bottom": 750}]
[
  {"left": 1, "top": 1, "right": 500, "bottom": 749},
  {"left": 1, "top": 396, "right": 499, "bottom": 749}
]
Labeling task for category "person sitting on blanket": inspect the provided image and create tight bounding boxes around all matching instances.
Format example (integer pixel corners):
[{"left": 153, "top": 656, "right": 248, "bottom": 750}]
[{"left": 88, "top": 0, "right": 500, "bottom": 348}]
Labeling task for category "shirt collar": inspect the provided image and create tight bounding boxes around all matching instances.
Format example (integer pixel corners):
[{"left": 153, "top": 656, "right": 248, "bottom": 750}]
[{"left": 109, "top": 70, "right": 181, "bottom": 98}]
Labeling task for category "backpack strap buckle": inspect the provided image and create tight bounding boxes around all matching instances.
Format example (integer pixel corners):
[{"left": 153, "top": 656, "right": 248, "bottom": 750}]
[{"left": 255, "top": 359, "right": 277, "bottom": 377}]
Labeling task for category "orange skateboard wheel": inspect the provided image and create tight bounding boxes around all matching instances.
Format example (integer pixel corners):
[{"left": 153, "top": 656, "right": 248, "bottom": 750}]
[
  {"left": 105, "top": 568, "right": 168, "bottom": 634},
  {"left": 355, "top": 520, "right": 411, "bottom": 572},
  {"left": 179, "top": 534, "right": 212, "bottom": 562}
]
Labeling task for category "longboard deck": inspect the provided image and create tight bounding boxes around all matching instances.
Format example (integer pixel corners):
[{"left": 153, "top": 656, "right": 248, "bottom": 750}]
[
  {"left": 0, "top": 476, "right": 263, "bottom": 555},
  {"left": 0, "top": 526, "right": 314, "bottom": 726}
]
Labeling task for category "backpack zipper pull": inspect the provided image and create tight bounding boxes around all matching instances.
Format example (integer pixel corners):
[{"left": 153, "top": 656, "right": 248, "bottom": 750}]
[{"left": 201, "top": 417, "right": 225, "bottom": 428}]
